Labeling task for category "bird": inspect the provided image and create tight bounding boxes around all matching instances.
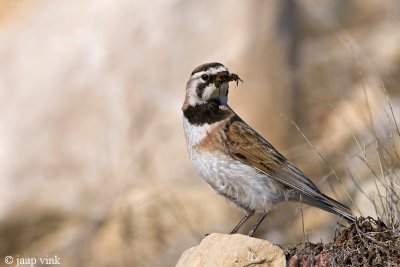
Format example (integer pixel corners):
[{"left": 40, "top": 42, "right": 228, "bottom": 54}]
[{"left": 182, "top": 62, "right": 355, "bottom": 237}]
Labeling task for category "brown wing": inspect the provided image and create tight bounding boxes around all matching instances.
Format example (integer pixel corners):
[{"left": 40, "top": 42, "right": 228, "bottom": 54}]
[
  {"left": 224, "top": 116, "right": 324, "bottom": 199},
  {"left": 223, "top": 115, "right": 354, "bottom": 221}
]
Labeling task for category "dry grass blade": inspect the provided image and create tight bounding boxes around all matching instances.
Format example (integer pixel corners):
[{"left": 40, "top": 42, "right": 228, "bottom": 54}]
[
  {"left": 280, "top": 114, "right": 360, "bottom": 214},
  {"left": 381, "top": 82, "right": 400, "bottom": 137},
  {"left": 313, "top": 94, "right": 365, "bottom": 158}
]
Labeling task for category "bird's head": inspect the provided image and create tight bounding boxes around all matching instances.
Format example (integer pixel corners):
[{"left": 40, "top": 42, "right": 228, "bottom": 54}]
[{"left": 183, "top": 62, "right": 242, "bottom": 108}]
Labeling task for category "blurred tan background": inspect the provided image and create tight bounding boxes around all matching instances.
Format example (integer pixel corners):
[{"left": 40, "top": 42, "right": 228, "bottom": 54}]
[{"left": 0, "top": 0, "right": 399, "bottom": 266}]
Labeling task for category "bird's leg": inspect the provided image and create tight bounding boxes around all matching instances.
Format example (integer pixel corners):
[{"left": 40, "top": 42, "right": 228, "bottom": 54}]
[
  {"left": 230, "top": 211, "right": 254, "bottom": 234},
  {"left": 247, "top": 214, "right": 267, "bottom": 237}
]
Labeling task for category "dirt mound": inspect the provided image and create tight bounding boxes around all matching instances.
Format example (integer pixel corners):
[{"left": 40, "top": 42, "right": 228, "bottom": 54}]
[{"left": 286, "top": 217, "right": 400, "bottom": 266}]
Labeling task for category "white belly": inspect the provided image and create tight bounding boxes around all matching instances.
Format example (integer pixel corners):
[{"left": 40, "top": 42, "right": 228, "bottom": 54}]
[
  {"left": 183, "top": 117, "right": 284, "bottom": 213},
  {"left": 192, "top": 151, "right": 284, "bottom": 213}
]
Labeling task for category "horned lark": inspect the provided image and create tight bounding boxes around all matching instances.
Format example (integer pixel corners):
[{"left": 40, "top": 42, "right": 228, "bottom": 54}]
[{"left": 182, "top": 62, "right": 355, "bottom": 236}]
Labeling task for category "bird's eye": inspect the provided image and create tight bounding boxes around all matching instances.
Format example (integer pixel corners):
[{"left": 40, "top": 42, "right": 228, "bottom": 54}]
[{"left": 201, "top": 74, "right": 209, "bottom": 81}]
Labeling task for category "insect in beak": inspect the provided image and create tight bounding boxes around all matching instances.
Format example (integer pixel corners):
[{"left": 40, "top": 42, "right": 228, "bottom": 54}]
[
  {"left": 215, "top": 72, "right": 243, "bottom": 86},
  {"left": 229, "top": 73, "right": 243, "bottom": 86}
]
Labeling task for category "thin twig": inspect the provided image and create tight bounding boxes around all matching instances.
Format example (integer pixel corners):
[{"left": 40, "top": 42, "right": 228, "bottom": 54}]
[{"left": 300, "top": 194, "right": 306, "bottom": 242}]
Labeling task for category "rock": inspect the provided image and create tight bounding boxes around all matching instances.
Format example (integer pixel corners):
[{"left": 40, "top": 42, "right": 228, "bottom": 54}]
[{"left": 176, "top": 233, "right": 285, "bottom": 267}]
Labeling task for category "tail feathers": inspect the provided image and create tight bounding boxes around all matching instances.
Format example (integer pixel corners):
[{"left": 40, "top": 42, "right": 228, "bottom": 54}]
[
  {"left": 304, "top": 193, "right": 356, "bottom": 223},
  {"left": 329, "top": 204, "right": 356, "bottom": 223}
]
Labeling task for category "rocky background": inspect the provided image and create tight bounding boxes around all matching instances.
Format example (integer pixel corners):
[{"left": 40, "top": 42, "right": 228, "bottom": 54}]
[{"left": 0, "top": 0, "right": 399, "bottom": 266}]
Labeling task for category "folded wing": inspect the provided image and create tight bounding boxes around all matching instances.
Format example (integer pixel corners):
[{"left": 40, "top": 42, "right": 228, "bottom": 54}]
[{"left": 224, "top": 117, "right": 354, "bottom": 221}]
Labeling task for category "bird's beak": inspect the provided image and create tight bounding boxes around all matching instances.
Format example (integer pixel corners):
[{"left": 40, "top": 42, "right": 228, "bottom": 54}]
[
  {"left": 212, "top": 72, "right": 243, "bottom": 102},
  {"left": 215, "top": 72, "right": 231, "bottom": 83}
]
